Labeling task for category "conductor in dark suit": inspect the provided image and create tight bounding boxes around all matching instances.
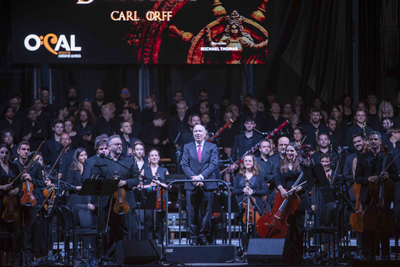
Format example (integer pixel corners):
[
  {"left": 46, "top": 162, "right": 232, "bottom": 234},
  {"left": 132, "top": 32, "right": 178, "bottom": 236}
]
[{"left": 182, "top": 125, "right": 219, "bottom": 245}]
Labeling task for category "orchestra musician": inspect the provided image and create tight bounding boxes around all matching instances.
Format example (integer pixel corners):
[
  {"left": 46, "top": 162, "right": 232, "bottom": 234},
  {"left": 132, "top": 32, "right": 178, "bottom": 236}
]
[
  {"left": 182, "top": 125, "right": 218, "bottom": 246},
  {"left": 255, "top": 140, "right": 279, "bottom": 212},
  {"left": 138, "top": 148, "right": 168, "bottom": 243},
  {"left": 275, "top": 142, "right": 308, "bottom": 254},
  {"left": 355, "top": 131, "right": 398, "bottom": 260},
  {"left": 13, "top": 141, "right": 45, "bottom": 263},
  {"left": 0, "top": 143, "right": 21, "bottom": 266},
  {"left": 311, "top": 153, "right": 337, "bottom": 253},
  {"left": 343, "top": 134, "right": 366, "bottom": 256},
  {"left": 133, "top": 141, "right": 148, "bottom": 174},
  {"left": 92, "top": 135, "right": 139, "bottom": 250},
  {"left": 232, "top": 154, "right": 267, "bottom": 251},
  {"left": 66, "top": 148, "right": 95, "bottom": 260}
]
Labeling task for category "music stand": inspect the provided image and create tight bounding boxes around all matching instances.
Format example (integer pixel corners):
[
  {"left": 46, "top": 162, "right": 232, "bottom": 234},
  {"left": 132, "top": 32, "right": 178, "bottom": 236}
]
[
  {"left": 133, "top": 189, "right": 157, "bottom": 240},
  {"left": 212, "top": 192, "right": 240, "bottom": 243},
  {"left": 79, "top": 179, "right": 119, "bottom": 257},
  {"left": 304, "top": 163, "right": 331, "bottom": 254}
]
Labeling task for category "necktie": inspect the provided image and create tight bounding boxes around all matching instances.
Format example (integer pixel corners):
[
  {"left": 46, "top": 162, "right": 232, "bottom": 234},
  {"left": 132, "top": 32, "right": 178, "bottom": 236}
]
[{"left": 198, "top": 144, "right": 202, "bottom": 163}]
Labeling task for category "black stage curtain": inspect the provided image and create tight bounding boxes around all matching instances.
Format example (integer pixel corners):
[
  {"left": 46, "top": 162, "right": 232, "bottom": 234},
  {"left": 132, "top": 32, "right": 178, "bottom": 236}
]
[{"left": 358, "top": 0, "right": 400, "bottom": 99}]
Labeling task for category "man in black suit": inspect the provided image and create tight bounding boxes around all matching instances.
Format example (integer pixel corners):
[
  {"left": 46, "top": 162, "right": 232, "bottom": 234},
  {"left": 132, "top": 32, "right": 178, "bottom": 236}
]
[
  {"left": 120, "top": 121, "right": 139, "bottom": 157},
  {"left": 256, "top": 140, "right": 279, "bottom": 212},
  {"left": 93, "top": 105, "right": 120, "bottom": 138},
  {"left": 302, "top": 108, "right": 330, "bottom": 149},
  {"left": 42, "top": 119, "right": 64, "bottom": 165},
  {"left": 52, "top": 133, "right": 76, "bottom": 181},
  {"left": 182, "top": 125, "right": 218, "bottom": 245},
  {"left": 231, "top": 117, "right": 263, "bottom": 161},
  {"left": 13, "top": 141, "right": 45, "bottom": 262},
  {"left": 92, "top": 135, "right": 139, "bottom": 249},
  {"left": 345, "top": 108, "right": 374, "bottom": 153},
  {"left": 355, "top": 131, "right": 399, "bottom": 260}
]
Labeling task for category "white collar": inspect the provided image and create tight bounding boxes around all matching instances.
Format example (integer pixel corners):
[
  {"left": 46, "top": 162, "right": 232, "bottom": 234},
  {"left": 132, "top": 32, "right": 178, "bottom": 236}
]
[{"left": 195, "top": 140, "right": 205, "bottom": 147}]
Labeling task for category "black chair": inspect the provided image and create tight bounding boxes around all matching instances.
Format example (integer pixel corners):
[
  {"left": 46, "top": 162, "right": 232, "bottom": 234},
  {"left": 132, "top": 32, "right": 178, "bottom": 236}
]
[
  {"left": 0, "top": 232, "right": 14, "bottom": 266},
  {"left": 58, "top": 205, "right": 99, "bottom": 264},
  {"left": 304, "top": 202, "right": 339, "bottom": 259}
]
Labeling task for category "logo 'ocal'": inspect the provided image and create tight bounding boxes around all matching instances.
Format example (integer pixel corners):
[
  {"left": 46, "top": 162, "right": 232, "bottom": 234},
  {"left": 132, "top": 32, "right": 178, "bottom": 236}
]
[{"left": 24, "top": 34, "right": 81, "bottom": 55}]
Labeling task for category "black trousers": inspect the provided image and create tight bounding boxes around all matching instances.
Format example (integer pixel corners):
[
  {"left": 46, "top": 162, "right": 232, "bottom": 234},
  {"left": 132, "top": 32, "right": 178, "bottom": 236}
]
[
  {"left": 286, "top": 210, "right": 305, "bottom": 255},
  {"left": 98, "top": 202, "right": 129, "bottom": 252},
  {"left": 361, "top": 203, "right": 391, "bottom": 258},
  {"left": 21, "top": 205, "right": 40, "bottom": 255},
  {"left": 186, "top": 188, "right": 214, "bottom": 239}
]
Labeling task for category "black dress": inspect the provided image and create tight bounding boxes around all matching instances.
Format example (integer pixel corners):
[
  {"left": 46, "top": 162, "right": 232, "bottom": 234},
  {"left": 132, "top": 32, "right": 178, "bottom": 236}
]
[
  {"left": 275, "top": 166, "right": 309, "bottom": 254},
  {"left": 65, "top": 169, "right": 90, "bottom": 208},
  {"left": 232, "top": 174, "right": 267, "bottom": 217},
  {"left": 0, "top": 163, "right": 21, "bottom": 252},
  {"left": 142, "top": 166, "right": 168, "bottom": 243}
]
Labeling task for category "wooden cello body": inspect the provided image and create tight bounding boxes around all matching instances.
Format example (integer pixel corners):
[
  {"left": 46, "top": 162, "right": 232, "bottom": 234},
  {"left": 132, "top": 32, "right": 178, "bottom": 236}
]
[
  {"left": 349, "top": 183, "right": 363, "bottom": 232},
  {"left": 362, "top": 147, "right": 395, "bottom": 233},
  {"left": 256, "top": 188, "right": 300, "bottom": 238},
  {"left": 256, "top": 171, "right": 304, "bottom": 238},
  {"left": 362, "top": 178, "right": 395, "bottom": 233}
]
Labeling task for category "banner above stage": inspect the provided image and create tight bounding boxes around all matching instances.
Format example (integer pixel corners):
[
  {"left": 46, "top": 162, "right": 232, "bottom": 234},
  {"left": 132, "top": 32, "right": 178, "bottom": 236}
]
[{"left": 11, "top": 0, "right": 269, "bottom": 64}]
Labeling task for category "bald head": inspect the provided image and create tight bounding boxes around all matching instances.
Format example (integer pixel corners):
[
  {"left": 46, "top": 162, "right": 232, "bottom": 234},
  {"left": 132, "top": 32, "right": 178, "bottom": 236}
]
[
  {"left": 193, "top": 125, "right": 206, "bottom": 143},
  {"left": 278, "top": 137, "right": 290, "bottom": 155}
]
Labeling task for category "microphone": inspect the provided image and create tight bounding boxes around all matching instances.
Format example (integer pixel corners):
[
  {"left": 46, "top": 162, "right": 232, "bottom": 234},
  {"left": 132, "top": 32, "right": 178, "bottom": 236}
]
[
  {"left": 100, "top": 153, "right": 113, "bottom": 160},
  {"left": 214, "top": 104, "right": 220, "bottom": 111}
]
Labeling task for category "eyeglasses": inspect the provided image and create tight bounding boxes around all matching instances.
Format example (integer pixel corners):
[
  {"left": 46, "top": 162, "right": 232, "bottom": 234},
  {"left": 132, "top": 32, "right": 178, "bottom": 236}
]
[
  {"left": 122, "top": 90, "right": 129, "bottom": 93},
  {"left": 112, "top": 143, "right": 122, "bottom": 146}
]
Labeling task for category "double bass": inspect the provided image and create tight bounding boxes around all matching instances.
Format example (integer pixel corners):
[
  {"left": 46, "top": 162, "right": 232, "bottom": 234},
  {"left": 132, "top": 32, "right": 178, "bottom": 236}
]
[{"left": 362, "top": 147, "right": 395, "bottom": 233}]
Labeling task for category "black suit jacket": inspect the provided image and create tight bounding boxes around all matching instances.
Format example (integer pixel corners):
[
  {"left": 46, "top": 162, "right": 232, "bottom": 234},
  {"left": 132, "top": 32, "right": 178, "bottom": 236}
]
[
  {"left": 42, "top": 137, "right": 62, "bottom": 165},
  {"left": 182, "top": 141, "right": 219, "bottom": 190},
  {"left": 92, "top": 156, "right": 139, "bottom": 209},
  {"left": 355, "top": 150, "right": 399, "bottom": 204},
  {"left": 13, "top": 160, "right": 45, "bottom": 207},
  {"left": 231, "top": 132, "right": 263, "bottom": 161}
]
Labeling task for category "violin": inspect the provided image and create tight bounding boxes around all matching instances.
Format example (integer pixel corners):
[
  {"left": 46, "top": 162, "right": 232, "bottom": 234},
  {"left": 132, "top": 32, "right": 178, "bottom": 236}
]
[
  {"left": 256, "top": 172, "right": 303, "bottom": 238},
  {"left": 21, "top": 166, "right": 37, "bottom": 207},
  {"left": 2, "top": 194, "right": 18, "bottom": 223},
  {"left": 2, "top": 177, "right": 18, "bottom": 223},
  {"left": 153, "top": 172, "right": 166, "bottom": 212},
  {"left": 362, "top": 146, "right": 395, "bottom": 233},
  {"left": 113, "top": 172, "right": 130, "bottom": 215},
  {"left": 242, "top": 177, "right": 261, "bottom": 233}
]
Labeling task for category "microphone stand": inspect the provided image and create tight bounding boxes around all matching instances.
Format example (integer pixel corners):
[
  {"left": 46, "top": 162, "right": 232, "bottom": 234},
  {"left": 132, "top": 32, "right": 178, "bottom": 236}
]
[
  {"left": 331, "top": 149, "right": 353, "bottom": 259},
  {"left": 175, "top": 149, "right": 182, "bottom": 175}
]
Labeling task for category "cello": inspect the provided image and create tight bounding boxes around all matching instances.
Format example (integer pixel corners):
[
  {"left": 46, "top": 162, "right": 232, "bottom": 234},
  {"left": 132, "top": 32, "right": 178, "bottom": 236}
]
[
  {"left": 362, "top": 146, "right": 396, "bottom": 233},
  {"left": 349, "top": 157, "right": 363, "bottom": 233},
  {"left": 256, "top": 171, "right": 305, "bottom": 238}
]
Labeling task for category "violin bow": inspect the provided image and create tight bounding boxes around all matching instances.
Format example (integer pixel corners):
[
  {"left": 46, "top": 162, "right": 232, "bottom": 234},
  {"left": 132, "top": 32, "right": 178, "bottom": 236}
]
[{"left": 48, "top": 145, "right": 68, "bottom": 177}]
